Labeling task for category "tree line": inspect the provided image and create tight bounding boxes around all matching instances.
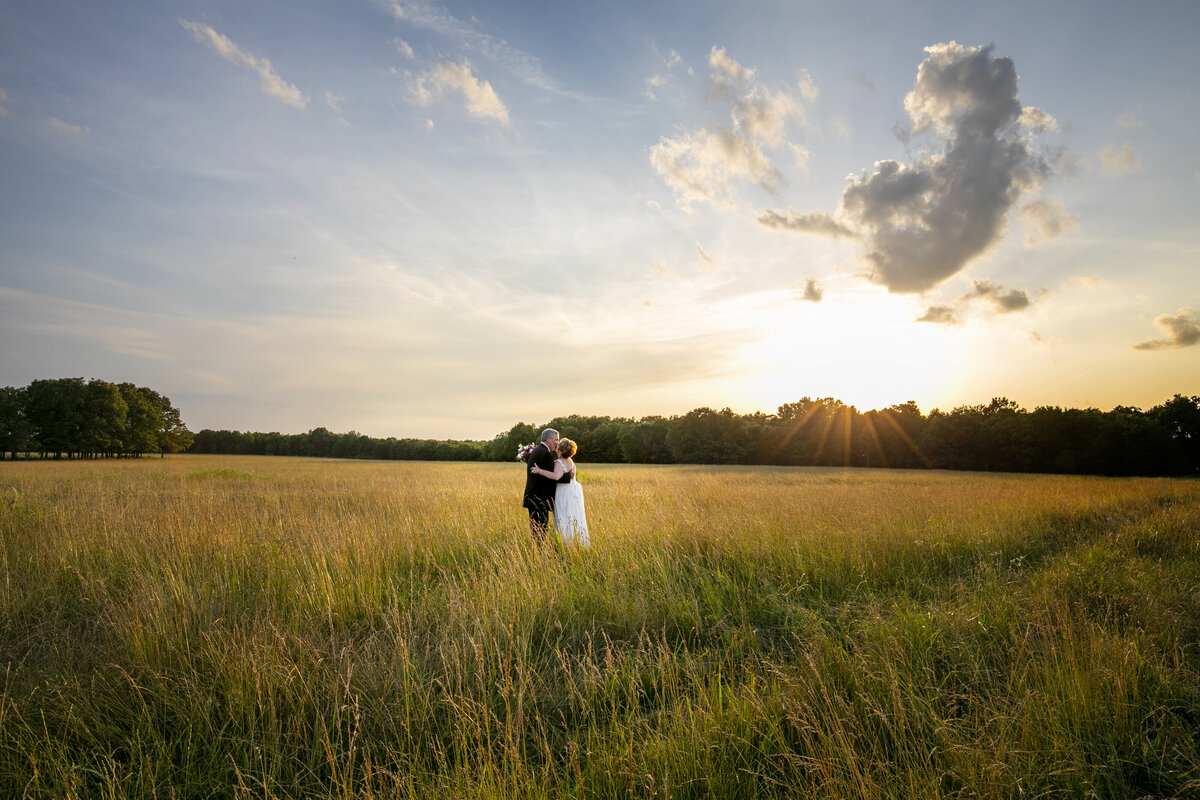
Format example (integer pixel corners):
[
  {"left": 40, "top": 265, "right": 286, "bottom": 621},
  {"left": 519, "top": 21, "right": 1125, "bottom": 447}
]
[
  {"left": 0, "top": 378, "right": 193, "bottom": 459},
  {"left": 189, "top": 394, "right": 1200, "bottom": 477},
  {"left": 188, "top": 427, "right": 482, "bottom": 462}
]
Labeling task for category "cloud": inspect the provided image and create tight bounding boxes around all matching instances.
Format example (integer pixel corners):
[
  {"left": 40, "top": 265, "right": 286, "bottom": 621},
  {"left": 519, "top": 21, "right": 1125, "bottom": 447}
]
[
  {"left": 393, "top": 38, "right": 415, "bottom": 59},
  {"left": 650, "top": 127, "right": 780, "bottom": 210},
  {"left": 964, "top": 279, "right": 1030, "bottom": 313},
  {"left": 389, "top": 0, "right": 562, "bottom": 94},
  {"left": 757, "top": 209, "right": 855, "bottom": 238},
  {"left": 789, "top": 144, "right": 811, "bottom": 173},
  {"left": 709, "top": 47, "right": 803, "bottom": 145},
  {"left": 1018, "top": 106, "right": 1057, "bottom": 134},
  {"left": 407, "top": 59, "right": 510, "bottom": 124},
  {"left": 916, "top": 278, "right": 1032, "bottom": 325},
  {"left": 800, "top": 278, "right": 823, "bottom": 302},
  {"left": 0, "top": 88, "right": 8, "bottom": 116},
  {"left": 797, "top": 69, "right": 819, "bottom": 101},
  {"left": 1021, "top": 198, "right": 1077, "bottom": 245},
  {"left": 694, "top": 242, "right": 721, "bottom": 269},
  {"left": 849, "top": 44, "right": 1054, "bottom": 293},
  {"left": 1133, "top": 309, "right": 1200, "bottom": 351},
  {"left": 917, "top": 305, "right": 957, "bottom": 325},
  {"left": 644, "top": 73, "right": 669, "bottom": 99},
  {"left": 1099, "top": 142, "right": 1142, "bottom": 174},
  {"left": 764, "top": 42, "right": 1058, "bottom": 296},
  {"left": 645, "top": 49, "right": 682, "bottom": 100},
  {"left": 180, "top": 20, "right": 308, "bottom": 109},
  {"left": 1115, "top": 109, "right": 1142, "bottom": 129},
  {"left": 49, "top": 117, "right": 89, "bottom": 135},
  {"left": 325, "top": 91, "right": 349, "bottom": 125},
  {"left": 651, "top": 46, "right": 808, "bottom": 211}
]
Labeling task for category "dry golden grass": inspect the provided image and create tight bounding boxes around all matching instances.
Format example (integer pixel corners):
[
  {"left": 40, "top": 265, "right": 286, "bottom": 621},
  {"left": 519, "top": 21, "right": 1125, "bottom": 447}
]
[{"left": 1, "top": 455, "right": 1198, "bottom": 798}]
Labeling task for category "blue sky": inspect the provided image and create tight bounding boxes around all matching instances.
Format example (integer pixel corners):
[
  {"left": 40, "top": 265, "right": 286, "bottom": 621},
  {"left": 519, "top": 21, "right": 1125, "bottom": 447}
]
[{"left": 1, "top": 0, "right": 1197, "bottom": 439}]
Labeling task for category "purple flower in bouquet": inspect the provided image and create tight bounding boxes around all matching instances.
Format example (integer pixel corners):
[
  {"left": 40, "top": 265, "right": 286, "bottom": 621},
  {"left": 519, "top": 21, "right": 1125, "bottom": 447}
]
[{"left": 516, "top": 442, "right": 537, "bottom": 461}]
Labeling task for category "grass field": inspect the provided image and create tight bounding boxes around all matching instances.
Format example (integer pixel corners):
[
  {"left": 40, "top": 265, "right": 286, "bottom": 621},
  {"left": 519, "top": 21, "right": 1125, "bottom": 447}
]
[{"left": 1, "top": 455, "right": 1198, "bottom": 799}]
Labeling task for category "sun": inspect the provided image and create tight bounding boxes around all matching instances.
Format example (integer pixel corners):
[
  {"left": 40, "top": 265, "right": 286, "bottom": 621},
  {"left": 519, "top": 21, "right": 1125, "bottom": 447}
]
[{"left": 733, "top": 293, "right": 966, "bottom": 414}]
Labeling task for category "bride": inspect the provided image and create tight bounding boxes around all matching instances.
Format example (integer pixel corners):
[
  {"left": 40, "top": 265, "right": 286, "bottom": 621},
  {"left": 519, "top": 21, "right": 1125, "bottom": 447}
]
[{"left": 528, "top": 437, "right": 589, "bottom": 546}]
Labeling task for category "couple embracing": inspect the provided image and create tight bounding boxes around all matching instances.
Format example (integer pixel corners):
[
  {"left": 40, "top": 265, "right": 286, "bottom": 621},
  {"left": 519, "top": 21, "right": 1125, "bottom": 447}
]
[{"left": 521, "top": 428, "right": 589, "bottom": 546}]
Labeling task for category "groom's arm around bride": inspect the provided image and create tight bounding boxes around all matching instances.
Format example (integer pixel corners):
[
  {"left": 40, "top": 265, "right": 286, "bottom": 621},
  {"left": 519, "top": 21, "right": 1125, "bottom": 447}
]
[{"left": 521, "top": 428, "right": 559, "bottom": 544}]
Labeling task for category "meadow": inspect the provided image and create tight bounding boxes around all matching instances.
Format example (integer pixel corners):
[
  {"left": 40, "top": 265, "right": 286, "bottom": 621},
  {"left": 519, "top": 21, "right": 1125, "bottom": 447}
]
[{"left": 1, "top": 456, "right": 1198, "bottom": 799}]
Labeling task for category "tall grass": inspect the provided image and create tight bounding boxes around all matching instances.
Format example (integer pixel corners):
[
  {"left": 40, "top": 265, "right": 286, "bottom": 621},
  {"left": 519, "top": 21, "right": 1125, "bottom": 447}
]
[{"left": 1, "top": 456, "right": 1197, "bottom": 798}]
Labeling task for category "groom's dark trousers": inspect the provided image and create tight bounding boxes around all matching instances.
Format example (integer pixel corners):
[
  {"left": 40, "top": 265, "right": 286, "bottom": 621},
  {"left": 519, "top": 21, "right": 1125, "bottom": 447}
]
[{"left": 522, "top": 442, "right": 557, "bottom": 544}]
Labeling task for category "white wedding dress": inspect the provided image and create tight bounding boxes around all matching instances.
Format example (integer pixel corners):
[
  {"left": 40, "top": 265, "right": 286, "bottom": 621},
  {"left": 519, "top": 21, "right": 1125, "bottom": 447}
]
[{"left": 552, "top": 459, "right": 589, "bottom": 546}]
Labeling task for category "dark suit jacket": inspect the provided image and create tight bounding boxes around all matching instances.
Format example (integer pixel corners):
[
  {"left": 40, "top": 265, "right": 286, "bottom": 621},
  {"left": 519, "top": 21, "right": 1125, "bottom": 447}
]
[{"left": 522, "top": 443, "right": 557, "bottom": 509}]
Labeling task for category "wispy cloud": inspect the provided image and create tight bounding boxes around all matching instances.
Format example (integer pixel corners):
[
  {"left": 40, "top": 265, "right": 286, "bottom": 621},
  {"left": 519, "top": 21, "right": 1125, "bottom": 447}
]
[
  {"left": 694, "top": 242, "right": 721, "bottom": 269},
  {"left": 789, "top": 143, "right": 811, "bottom": 173},
  {"left": 0, "top": 88, "right": 9, "bottom": 116},
  {"left": 1099, "top": 142, "right": 1142, "bottom": 174},
  {"left": 180, "top": 19, "right": 308, "bottom": 109},
  {"left": 757, "top": 209, "right": 855, "bottom": 238},
  {"left": 49, "top": 117, "right": 88, "bottom": 135},
  {"left": 325, "top": 91, "right": 349, "bottom": 125},
  {"left": 1115, "top": 109, "right": 1143, "bottom": 129},
  {"left": 407, "top": 59, "right": 510, "bottom": 124},
  {"left": 392, "top": 37, "right": 415, "bottom": 59},
  {"left": 651, "top": 46, "right": 809, "bottom": 211},
  {"left": 1021, "top": 198, "right": 1077, "bottom": 245},
  {"left": 644, "top": 49, "right": 682, "bottom": 100},
  {"left": 1133, "top": 309, "right": 1200, "bottom": 350},
  {"left": 389, "top": 0, "right": 561, "bottom": 93}
]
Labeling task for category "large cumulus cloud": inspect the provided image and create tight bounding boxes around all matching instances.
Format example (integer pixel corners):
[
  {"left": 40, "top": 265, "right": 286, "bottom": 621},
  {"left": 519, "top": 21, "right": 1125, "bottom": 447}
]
[{"left": 760, "top": 42, "right": 1059, "bottom": 295}]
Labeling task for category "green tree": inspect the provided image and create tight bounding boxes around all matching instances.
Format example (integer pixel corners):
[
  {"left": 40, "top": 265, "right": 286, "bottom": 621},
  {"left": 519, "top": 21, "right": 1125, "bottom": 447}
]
[
  {"left": 1149, "top": 394, "right": 1200, "bottom": 473},
  {"left": 0, "top": 386, "right": 33, "bottom": 458},
  {"left": 618, "top": 416, "right": 672, "bottom": 463},
  {"left": 24, "top": 377, "right": 86, "bottom": 458},
  {"left": 665, "top": 407, "right": 754, "bottom": 465},
  {"left": 483, "top": 422, "right": 539, "bottom": 461},
  {"left": 117, "top": 383, "right": 161, "bottom": 455},
  {"left": 80, "top": 379, "right": 127, "bottom": 457}
]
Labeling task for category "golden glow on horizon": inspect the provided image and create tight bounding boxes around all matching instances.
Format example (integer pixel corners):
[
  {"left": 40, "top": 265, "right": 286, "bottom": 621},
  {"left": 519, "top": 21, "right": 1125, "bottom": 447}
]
[{"left": 734, "top": 296, "right": 966, "bottom": 413}]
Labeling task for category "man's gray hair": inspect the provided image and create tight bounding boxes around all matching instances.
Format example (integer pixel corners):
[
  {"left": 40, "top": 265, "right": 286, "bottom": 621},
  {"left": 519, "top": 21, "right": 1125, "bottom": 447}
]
[{"left": 540, "top": 428, "right": 559, "bottom": 443}]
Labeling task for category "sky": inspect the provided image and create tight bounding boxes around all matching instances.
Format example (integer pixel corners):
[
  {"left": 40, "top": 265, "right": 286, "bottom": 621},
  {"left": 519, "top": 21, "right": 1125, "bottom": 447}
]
[{"left": 1, "top": 0, "right": 1198, "bottom": 440}]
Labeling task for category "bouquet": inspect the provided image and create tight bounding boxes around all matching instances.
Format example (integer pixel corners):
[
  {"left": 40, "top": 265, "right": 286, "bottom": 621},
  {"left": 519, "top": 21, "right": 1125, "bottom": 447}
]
[{"left": 516, "top": 442, "right": 537, "bottom": 461}]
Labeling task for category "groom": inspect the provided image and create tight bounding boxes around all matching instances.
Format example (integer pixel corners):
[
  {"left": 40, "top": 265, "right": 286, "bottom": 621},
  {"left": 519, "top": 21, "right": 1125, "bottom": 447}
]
[{"left": 522, "top": 428, "right": 559, "bottom": 544}]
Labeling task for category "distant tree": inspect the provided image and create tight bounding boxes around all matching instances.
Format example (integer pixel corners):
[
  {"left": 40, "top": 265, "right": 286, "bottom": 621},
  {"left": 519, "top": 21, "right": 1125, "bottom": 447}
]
[
  {"left": 619, "top": 416, "right": 672, "bottom": 463},
  {"left": 864, "top": 401, "right": 929, "bottom": 469},
  {"left": 666, "top": 407, "right": 754, "bottom": 465},
  {"left": 1149, "top": 394, "right": 1200, "bottom": 474},
  {"left": 771, "top": 398, "right": 859, "bottom": 467},
  {"left": 117, "top": 383, "right": 162, "bottom": 455},
  {"left": 24, "top": 378, "right": 86, "bottom": 458},
  {"left": 483, "top": 422, "right": 539, "bottom": 461},
  {"left": 0, "top": 386, "right": 34, "bottom": 458},
  {"left": 585, "top": 420, "right": 631, "bottom": 463},
  {"left": 80, "top": 379, "right": 127, "bottom": 457}
]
